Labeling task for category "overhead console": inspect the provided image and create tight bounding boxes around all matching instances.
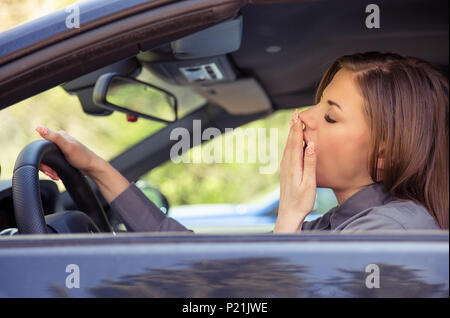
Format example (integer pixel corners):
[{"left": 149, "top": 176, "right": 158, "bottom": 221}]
[
  {"left": 143, "top": 55, "right": 237, "bottom": 85},
  {"left": 137, "top": 14, "right": 272, "bottom": 116}
]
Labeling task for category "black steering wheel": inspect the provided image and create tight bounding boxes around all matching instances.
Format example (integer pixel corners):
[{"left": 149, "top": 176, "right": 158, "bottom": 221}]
[{"left": 12, "top": 140, "right": 112, "bottom": 234}]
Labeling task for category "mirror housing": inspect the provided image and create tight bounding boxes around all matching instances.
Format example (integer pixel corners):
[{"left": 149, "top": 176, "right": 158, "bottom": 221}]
[{"left": 93, "top": 73, "right": 178, "bottom": 123}]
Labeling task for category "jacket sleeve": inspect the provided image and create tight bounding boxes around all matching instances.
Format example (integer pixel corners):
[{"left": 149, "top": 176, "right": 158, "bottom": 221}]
[{"left": 109, "top": 182, "right": 193, "bottom": 233}]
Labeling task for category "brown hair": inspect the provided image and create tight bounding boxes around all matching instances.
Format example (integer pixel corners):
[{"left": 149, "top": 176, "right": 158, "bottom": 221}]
[{"left": 315, "top": 52, "right": 449, "bottom": 229}]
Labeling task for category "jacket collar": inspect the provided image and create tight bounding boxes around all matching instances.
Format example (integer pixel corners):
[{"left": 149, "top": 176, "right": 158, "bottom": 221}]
[{"left": 329, "top": 182, "right": 394, "bottom": 228}]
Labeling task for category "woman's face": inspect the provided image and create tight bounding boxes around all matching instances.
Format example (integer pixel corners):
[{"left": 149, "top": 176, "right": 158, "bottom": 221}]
[{"left": 299, "top": 68, "right": 374, "bottom": 191}]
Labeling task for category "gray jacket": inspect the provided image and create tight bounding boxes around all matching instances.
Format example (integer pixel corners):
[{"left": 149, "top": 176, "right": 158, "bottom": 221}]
[
  {"left": 301, "top": 182, "right": 440, "bottom": 232},
  {"left": 110, "top": 182, "right": 192, "bottom": 232},
  {"left": 110, "top": 182, "right": 440, "bottom": 233}
]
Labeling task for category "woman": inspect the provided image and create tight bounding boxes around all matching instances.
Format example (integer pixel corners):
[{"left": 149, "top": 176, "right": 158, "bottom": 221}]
[{"left": 37, "top": 51, "right": 448, "bottom": 233}]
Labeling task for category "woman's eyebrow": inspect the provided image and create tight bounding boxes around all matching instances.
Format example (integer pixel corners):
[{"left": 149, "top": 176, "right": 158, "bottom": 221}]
[{"left": 327, "top": 99, "right": 344, "bottom": 111}]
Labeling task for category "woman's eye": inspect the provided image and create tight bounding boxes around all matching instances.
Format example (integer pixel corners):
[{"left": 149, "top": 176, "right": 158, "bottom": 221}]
[{"left": 324, "top": 114, "right": 336, "bottom": 123}]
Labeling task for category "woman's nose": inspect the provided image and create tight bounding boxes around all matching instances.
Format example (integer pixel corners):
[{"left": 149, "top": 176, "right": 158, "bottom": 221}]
[{"left": 298, "top": 106, "right": 315, "bottom": 129}]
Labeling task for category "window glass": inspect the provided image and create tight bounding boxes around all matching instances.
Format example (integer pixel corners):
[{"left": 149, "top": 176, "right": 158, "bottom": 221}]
[{"left": 139, "top": 109, "right": 338, "bottom": 233}]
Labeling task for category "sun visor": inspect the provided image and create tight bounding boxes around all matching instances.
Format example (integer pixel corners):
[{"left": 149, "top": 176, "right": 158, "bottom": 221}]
[
  {"left": 194, "top": 78, "right": 272, "bottom": 115},
  {"left": 170, "top": 14, "right": 243, "bottom": 60}
]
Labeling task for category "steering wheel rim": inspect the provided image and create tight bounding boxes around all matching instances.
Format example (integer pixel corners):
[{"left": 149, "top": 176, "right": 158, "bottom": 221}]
[{"left": 12, "top": 140, "right": 112, "bottom": 234}]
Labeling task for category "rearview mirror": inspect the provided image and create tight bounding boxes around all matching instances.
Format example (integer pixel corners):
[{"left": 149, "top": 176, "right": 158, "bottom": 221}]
[{"left": 93, "top": 73, "right": 177, "bottom": 123}]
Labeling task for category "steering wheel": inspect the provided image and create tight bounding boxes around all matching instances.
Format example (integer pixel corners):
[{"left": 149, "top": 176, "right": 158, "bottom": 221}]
[{"left": 12, "top": 140, "right": 112, "bottom": 234}]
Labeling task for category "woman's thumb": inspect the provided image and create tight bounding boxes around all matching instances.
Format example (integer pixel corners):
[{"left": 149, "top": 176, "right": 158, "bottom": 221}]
[{"left": 302, "top": 141, "right": 317, "bottom": 183}]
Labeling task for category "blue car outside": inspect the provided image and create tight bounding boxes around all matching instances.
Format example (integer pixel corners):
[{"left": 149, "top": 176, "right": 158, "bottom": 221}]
[{"left": 167, "top": 188, "right": 338, "bottom": 233}]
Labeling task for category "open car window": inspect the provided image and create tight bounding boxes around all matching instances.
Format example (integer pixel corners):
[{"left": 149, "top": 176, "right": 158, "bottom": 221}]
[{"left": 138, "top": 108, "right": 339, "bottom": 234}]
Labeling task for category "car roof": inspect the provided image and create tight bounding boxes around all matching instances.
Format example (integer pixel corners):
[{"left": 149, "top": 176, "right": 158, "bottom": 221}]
[{"left": 0, "top": 0, "right": 174, "bottom": 63}]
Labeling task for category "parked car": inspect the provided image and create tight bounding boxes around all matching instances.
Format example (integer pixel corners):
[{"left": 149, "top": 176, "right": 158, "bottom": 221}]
[{"left": 0, "top": 0, "right": 448, "bottom": 298}]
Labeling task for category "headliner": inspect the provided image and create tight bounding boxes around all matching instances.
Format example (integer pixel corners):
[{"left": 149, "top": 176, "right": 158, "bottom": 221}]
[{"left": 231, "top": 0, "right": 449, "bottom": 109}]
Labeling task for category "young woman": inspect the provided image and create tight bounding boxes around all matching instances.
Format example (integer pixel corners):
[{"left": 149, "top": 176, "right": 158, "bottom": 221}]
[{"left": 36, "top": 52, "right": 449, "bottom": 233}]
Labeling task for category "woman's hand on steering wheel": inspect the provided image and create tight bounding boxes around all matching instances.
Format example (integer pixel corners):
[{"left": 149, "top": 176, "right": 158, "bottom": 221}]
[
  {"left": 35, "top": 126, "right": 130, "bottom": 204},
  {"left": 35, "top": 126, "right": 104, "bottom": 181}
]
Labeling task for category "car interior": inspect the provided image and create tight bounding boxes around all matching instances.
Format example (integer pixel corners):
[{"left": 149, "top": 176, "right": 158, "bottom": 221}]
[{"left": 0, "top": 0, "right": 448, "bottom": 235}]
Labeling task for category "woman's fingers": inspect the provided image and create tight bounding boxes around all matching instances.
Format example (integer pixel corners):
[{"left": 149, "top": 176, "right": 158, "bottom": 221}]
[
  {"left": 35, "top": 125, "right": 103, "bottom": 177},
  {"left": 283, "top": 109, "right": 304, "bottom": 183},
  {"left": 35, "top": 126, "right": 67, "bottom": 149},
  {"left": 275, "top": 110, "right": 317, "bottom": 233},
  {"left": 44, "top": 171, "right": 60, "bottom": 181},
  {"left": 39, "top": 163, "right": 60, "bottom": 181},
  {"left": 36, "top": 126, "right": 71, "bottom": 180},
  {"left": 301, "top": 141, "right": 317, "bottom": 189}
]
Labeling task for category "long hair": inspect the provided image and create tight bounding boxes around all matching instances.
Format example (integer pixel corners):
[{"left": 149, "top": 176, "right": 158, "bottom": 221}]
[{"left": 315, "top": 52, "right": 449, "bottom": 229}]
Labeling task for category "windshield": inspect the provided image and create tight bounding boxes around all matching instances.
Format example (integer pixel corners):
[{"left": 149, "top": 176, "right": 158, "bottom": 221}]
[
  {"left": 0, "top": 86, "right": 163, "bottom": 179},
  {"left": 0, "top": 74, "right": 206, "bottom": 180}
]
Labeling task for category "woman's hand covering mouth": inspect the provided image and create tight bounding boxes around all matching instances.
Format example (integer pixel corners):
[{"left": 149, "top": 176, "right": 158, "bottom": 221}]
[{"left": 275, "top": 109, "right": 317, "bottom": 233}]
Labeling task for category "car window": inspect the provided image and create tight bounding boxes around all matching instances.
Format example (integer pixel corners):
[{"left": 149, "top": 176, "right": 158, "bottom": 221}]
[{"left": 138, "top": 108, "right": 338, "bottom": 233}]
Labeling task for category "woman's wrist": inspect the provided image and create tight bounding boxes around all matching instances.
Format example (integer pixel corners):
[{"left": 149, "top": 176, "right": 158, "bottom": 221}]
[
  {"left": 273, "top": 211, "right": 306, "bottom": 233},
  {"left": 84, "top": 156, "right": 130, "bottom": 203},
  {"left": 84, "top": 155, "right": 108, "bottom": 178}
]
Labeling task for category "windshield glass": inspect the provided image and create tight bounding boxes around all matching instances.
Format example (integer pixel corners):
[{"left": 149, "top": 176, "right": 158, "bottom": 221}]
[
  {"left": 0, "top": 86, "right": 162, "bottom": 179},
  {"left": 0, "top": 72, "right": 206, "bottom": 180}
]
